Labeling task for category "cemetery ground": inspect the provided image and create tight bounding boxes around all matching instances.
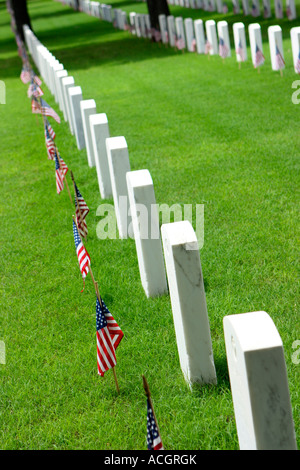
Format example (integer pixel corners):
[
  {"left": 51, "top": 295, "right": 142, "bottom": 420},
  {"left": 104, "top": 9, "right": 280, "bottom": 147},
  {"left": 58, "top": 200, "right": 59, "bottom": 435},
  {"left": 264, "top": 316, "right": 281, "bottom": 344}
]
[{"left": 0, "top": 0, "right": 299, "bottom": 450}]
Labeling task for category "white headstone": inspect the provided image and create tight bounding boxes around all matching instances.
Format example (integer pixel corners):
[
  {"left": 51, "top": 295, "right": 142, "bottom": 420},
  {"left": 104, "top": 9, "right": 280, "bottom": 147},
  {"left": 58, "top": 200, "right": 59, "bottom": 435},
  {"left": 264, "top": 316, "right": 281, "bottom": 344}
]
[
  {"left": 52, "top": 62, "right": 64, "bottom": 104},
  {"left": 89, "top": 113, "right": 112, "bottom": 199},
  {"left": 184, "top": 18, "right": 196, "bottom": 52},
  {"left": 268, "top": 26, "right": 285, "bottom": 71},
  {"left": 232, "top": 0, "right": 241, "bottom": 13},
  {"left": 69, "top": 86, "right": 85, "bottom": 150},
  {"left": 126, "top": 169, "right": 168, "bottom": 298},
  {"left": 275, "top": 0, "right": 283, "bottom": 18},
  {"left": 80, "top": 99, "right": 97, "bottom": 167},
  {"left": 175, "top": 17, "right": 186, "bottom": 49},
  {"left": 251, "top": 0, "right": 260, "bottom": 17},
  {"left": 217, "top": 20, "right": 231, "bottom": 57},
  {"left": 249, "top": 23, "right": 264, "bottom": 67},
  {"left": 129, "top": 12, "right": 136, "bottom": 34},
  {"left": 167, "top": 15, "right": 176, "bottom": 47},
  {"left": 290, "top": 27, "right": 300, "bottom": 73},
  {"left": 159, "top": 14, "right": 168, "bottom": 44},
  {"left": 216, "top": 0, "right": 223, "bottom": 12},
  {"left": 106, "top": 136, "right": 131, "bottom": 239},
  {"left": 262, "top": 0, "right": 271, "bottom": 18},
  {"left": 286, "top": 0, "right": 296, "bottom": 20},
  {"left": 205, "top": 20, "right": 218, "bottom": 55},
  {"left": 223, "top": 311, "right": 297, "bottom": 450},
  {"left": 161, "top": 221, "right": 217, "bottom": 389},
  {"left": 242, "top": 0, "right": 250, "bottom": 15},
  {"left": 55, "top": 69, "right": 68, "bottom": 113},
  {"left": 62, "top": 76, "right": 75, "bottom": 132},
  {"left": 194, "top": 19, "right": 205, "bottom": 54},
  {"left": 233, "top": 22, "right": 247, "bottom": 62}
]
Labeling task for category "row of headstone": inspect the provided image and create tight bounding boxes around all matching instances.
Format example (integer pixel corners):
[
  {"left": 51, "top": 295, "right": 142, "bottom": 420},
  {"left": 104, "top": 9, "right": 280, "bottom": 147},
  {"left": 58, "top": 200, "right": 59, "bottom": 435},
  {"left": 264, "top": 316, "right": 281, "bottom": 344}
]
[
  {"left": 23, "top": 23, "right": 298, "bottom": 450},
  {"left": 166, "top": 0, "right": 297, "bottom": 20},
  {"left": 61, "top": 0, "right": 297, "bottom": 20},
  {"left": 58, "top": 0, "right": 300, "bottom": 73}
]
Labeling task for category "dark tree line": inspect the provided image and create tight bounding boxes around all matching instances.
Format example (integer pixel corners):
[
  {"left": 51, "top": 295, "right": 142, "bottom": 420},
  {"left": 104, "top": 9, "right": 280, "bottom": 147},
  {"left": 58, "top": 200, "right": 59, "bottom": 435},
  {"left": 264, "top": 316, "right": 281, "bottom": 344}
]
[{"left": 8, "top": 0, "right": 170, "bottom": 40}]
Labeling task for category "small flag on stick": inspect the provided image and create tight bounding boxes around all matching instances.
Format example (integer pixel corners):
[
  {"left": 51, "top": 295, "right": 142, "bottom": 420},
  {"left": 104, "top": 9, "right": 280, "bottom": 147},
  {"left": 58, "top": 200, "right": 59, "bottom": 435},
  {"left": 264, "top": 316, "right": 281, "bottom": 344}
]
[
  {"left": 45, "top": 120, "right": 56, "bottom": 160},
  {"left": 96, "top": 295, "right": 124, "bottom": 380},
  {"left": 55, "top": 151, "right": 68, "bottom": 194},
  {"left": 219, "top": 37, "right": 229, "bottom": 59},
  {"left": 72, "top": 218, "right": 91, "bottom": 291},
  {"left": 275, "top": 44, "right": 285, "bottom": 72},
  {"left": 254, "top": 43, "right": 265, "bottom": 68},
  {"left": 71, "top": 172, "right": 89, "bottom": 239},
  {"left": 143, "top": 375, "right": 164, "bottom": 451}
]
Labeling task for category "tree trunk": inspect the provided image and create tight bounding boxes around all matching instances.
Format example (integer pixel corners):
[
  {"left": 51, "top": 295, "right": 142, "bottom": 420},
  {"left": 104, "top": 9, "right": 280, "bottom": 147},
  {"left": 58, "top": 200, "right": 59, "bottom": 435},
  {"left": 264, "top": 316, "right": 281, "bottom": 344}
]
[
  {"left": 10, "top": 0, "right": 32, "bottom": 41},
  {"left": 146, "top": 0, "right": 170, "bottom": 31}
]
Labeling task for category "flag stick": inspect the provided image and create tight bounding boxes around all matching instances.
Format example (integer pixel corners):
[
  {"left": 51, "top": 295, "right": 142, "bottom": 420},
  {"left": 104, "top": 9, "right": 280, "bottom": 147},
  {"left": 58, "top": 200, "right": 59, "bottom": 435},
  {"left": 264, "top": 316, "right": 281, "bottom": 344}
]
[
  {"left": 72, "top": 215, "right": 120, "bottom": 394},
  {"left": 70, "top": 171, "right": 87, "bottom": 240},
  {"left": 142, "top": 375, "right": 161, "bottom": 437},
  {"left": 280, "top": 69, "right": 283, "bottom": 77},
  {"left": 238, "top": 61, "right": 241, "bottom": 70}
]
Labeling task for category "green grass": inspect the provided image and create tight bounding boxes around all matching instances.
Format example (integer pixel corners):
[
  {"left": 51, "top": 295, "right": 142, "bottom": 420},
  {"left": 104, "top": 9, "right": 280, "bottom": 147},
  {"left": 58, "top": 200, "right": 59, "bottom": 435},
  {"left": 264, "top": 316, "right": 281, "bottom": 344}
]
[{"left": 0, "top": 0, "right": 299, "bottom": 450}]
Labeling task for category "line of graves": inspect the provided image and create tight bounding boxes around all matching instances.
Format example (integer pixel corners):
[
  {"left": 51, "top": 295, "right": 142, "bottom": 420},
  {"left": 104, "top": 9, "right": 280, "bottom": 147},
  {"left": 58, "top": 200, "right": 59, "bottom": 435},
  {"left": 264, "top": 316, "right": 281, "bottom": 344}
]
[
  {"left": 22, "top": 21, "right": 298, "bottom": 450},
  {"left": 58, "top": 0, "right": 300, "bottom": 74},
  {"left": 62, "top": 0, "right": 297, "bottom": 21}
]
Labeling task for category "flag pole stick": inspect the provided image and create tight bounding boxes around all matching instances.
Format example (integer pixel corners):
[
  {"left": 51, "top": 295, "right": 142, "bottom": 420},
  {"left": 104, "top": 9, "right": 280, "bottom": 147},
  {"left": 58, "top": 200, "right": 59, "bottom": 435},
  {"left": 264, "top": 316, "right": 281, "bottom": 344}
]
[
  {"left": 70, "top": 171, "right": 87, "bottom": 240},
  {"left": 72, "top": 215, "right": 120, "bottom": 394},
  {"left": 142, "top": 375, "right": 161, "bottom": 436}
]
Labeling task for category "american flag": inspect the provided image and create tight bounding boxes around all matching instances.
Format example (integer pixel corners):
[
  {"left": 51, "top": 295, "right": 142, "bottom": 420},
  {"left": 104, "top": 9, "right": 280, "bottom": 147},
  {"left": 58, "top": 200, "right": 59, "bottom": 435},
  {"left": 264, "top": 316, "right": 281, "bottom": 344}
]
[
  {"left": 277, "top": 1, "right": 283, "bottom": 18},
  {"left": 33, "top": 98, "right": 60, "bottom": 124},
  {"left": 74, "top": 182, "right": 89, "bottom": 238},
  {"left": 27, "top": 79, "right": 44, "bottom": 98},
  {"left": 96, "top": 297, "right": 124, "bottom": 377},
  {"left": 73, "top": 220, "right": 90, "bottom": 289},
  {"left": 254, "top": 43, "right": 265, "bottom": 68},
  {"left": 251, "top": 2, "right": 259, "bottom": 16},
  {"left": 20, "top": 67, "right": 31, "bottom": 84},
  {"left": 223, "top": 3, "right": 228, "bottom": 13},
  {"left": 147, "top": 399, "right": 164, "bottom": 450},
  {"left": 205, "top": 38, "right": 212, "bottom": 55},
  {"left": 176, "top": 35, "right": 185, "bottom": 50},
  {"left": 45, "top": 120, "right": 56, "bottom": 160},
  {"left": 219, "top": 37, "right": 229, "bottom": 58},
  {"left": 275, "top": 44, "right": 285, "bottom": 70},
  {"left": 153, "top": 29, "right": 162, "bottom": 42},
  {"left": 33, "top": 74, "right": 42, "bottom": 86},
  {"left": 295, "top": 50, "right": 300, "bottom": 74},
  {"left": 236, "top": 39, "right": 245, "bottom": 62},
  {"left": 191, "top": 38, "right": 197, "bottom": 52},
  {"left": 263, "top": 4, "right": 269, "bottom": 18},
  {"left": 55, "top": 151, "right": 68, "bottom": 194}
]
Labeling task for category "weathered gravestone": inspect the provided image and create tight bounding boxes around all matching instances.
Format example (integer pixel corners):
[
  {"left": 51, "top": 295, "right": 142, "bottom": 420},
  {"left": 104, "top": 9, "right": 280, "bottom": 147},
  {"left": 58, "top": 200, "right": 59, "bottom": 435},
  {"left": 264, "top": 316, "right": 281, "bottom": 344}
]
[
  {"left": 161, "top": 220, "right": 217, "bottom": 389},
  {"left": 126, "top": 170, "right": 168, "bottom": 298},
  {"left": 89, "top": 113, "right": 112, "bottom": 199},
  {"left": 223, "top": 311, "right": 297, "bottom": 450}
]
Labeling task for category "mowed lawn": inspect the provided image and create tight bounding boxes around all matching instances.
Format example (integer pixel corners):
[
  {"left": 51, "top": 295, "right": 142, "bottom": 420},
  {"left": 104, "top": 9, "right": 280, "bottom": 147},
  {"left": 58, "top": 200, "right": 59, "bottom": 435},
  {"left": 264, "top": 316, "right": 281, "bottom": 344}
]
[{"left": 0, "top": 0, "right": 299, "bottom": 450}]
